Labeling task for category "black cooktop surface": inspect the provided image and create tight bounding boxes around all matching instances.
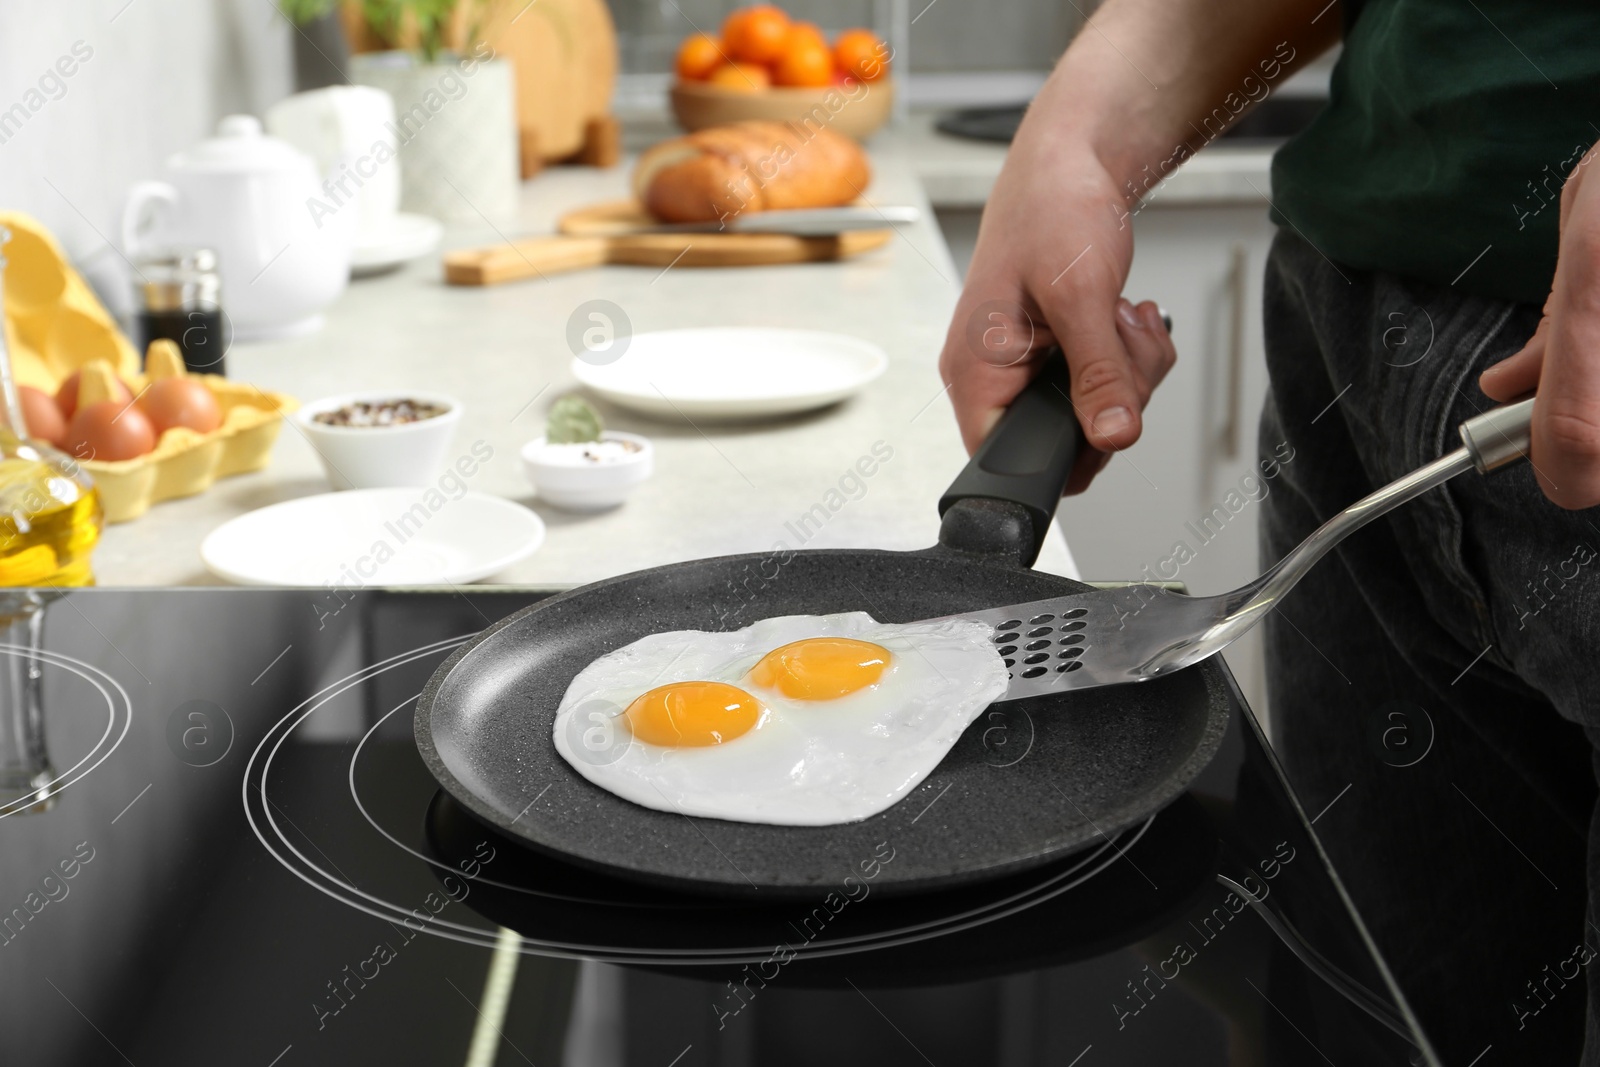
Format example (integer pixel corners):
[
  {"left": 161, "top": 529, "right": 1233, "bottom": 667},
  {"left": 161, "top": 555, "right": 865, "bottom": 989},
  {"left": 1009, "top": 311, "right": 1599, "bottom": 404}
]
[{"left": 0, "top": 587, "right": 1541, "bottom": 1065}]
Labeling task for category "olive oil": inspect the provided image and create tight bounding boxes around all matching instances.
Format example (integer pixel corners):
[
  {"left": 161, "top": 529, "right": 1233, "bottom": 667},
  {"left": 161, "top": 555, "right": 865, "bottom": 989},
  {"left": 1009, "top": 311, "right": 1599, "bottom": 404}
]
[
  {"left": 0, "top": 227, "right": 103, "bottom": 587},
  {"left": 0, "top": 447, "right": 101, "bottom": 587}
]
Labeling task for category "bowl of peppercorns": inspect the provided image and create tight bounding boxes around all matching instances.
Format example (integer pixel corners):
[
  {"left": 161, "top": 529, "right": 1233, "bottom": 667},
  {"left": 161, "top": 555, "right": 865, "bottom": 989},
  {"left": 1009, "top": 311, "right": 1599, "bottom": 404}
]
[{"left": 294, "top": 392, "right": 463, "bottom": 490}]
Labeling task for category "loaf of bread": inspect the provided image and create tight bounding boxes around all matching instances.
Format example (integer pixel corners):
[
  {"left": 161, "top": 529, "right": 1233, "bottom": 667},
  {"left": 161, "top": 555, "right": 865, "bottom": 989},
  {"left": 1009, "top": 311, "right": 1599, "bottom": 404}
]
[{"left": 633, "top": 120, "right": 870, "bottom": 223}]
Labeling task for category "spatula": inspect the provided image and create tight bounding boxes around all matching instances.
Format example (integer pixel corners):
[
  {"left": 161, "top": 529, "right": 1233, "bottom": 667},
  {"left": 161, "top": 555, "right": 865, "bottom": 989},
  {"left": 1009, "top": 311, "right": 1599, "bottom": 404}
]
[{"left": 936, "top": 397, "right": 1537, "bottom": 699}]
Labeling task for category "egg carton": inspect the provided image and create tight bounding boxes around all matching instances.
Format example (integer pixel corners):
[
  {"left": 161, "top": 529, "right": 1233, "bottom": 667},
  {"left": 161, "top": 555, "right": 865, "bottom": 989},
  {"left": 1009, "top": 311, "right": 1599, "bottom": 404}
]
[
  {"left": 0, "top": 211, "right": 141, "bottom": 391},
  {"left": 68, "top": 350, "right": 297, "bottom": 523},
  {"left": 1, "top": 213, "right": 296, "bottom": 523},
  {"left": 83, "top": 380, "right": 297, "bottom": 524}
]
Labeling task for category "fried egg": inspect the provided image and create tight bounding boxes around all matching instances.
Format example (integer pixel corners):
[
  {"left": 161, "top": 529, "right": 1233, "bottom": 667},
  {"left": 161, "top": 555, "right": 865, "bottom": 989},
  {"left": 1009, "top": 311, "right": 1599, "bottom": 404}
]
[{"left": 551, "top": 612, "right": 1009, "bottom": 825}]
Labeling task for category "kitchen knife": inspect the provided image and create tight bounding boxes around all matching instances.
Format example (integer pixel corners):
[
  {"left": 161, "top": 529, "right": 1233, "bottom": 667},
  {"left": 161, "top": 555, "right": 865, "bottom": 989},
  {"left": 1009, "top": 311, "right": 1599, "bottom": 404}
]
[{"left": 637, "top": 205, "right": 920, "bottom": 235}]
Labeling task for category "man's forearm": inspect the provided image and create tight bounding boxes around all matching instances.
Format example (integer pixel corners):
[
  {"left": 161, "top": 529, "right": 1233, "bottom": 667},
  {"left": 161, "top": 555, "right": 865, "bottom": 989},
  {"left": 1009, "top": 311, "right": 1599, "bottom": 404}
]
[{"left": 1023, "top": 0, "right": 1341, "bottom": 191}]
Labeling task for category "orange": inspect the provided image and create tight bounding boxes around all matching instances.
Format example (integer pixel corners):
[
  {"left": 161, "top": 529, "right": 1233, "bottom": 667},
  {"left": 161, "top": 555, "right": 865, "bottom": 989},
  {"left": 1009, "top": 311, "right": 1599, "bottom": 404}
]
[
  {"left": 785, "top": 20, "right": 827, "bottom": 51},
  {"left": 723, "top": 5, "right": 791, "bottom": 65},
  {"left": 708, "top": 61, "right": 771, "bottom": 92},
  {"left": 835, "top": 28, "right": 890, "bottom": 81},
  {"left": 676, "top": 33, "right": 725, "bottom": 81},
  {"left": 772, "top": 41, "right": 833, "bottom": 87}
]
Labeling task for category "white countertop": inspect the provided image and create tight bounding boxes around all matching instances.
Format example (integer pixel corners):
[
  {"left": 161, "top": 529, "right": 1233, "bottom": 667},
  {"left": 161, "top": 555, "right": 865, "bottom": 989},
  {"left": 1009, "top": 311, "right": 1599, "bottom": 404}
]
[
  {"left": 89, "top": 134, "right": 1083, "bottom": 588},
  {"left": 896, "top": 110, "right": 1276, "bottom": 211}
]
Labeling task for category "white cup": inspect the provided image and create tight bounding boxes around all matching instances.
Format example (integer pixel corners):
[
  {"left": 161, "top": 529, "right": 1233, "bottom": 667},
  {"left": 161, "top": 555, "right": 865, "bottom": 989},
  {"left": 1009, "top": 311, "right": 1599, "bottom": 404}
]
[{"left": 266, "top": 86, "right": 401, "bottom": 241}]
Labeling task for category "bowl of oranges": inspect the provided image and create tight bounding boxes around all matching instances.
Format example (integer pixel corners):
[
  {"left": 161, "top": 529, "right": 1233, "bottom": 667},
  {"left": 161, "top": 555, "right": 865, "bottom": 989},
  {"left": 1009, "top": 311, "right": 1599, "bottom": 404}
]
[{"left": 671, "top": 5, "right": 894, "bottom": 140}]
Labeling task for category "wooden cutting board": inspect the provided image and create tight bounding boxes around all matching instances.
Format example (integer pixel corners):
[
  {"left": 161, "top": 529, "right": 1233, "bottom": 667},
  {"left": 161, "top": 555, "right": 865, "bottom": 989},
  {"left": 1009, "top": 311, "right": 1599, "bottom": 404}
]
[
  {"left": 339, "top": 0, "right": 617, "bottom": 168},
  {"left": 478, "top": 0, "right": 617, "bottom": 165},
  {"left": 442, "top": 200, "right": 892, "bottom": 286}
]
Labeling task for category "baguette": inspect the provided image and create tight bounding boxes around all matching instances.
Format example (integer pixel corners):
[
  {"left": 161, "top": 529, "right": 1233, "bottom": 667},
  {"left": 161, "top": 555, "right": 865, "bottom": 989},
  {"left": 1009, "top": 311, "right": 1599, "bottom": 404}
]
[{"left": 633, "top": 120, "right": 870, "bottom": 223}]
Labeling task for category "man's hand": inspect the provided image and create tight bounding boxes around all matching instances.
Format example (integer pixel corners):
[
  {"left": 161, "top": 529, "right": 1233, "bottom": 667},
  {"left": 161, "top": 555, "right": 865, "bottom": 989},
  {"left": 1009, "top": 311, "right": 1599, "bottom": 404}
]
[
  {"left": 1480, "top": 137, "right": 1600, "bottom": 509},
  {"left": 936, "top": 135, "right": 1176, "bottom": 494},
  {"left": 933, "top": 0, "right": 1337, "bottom": 494}
]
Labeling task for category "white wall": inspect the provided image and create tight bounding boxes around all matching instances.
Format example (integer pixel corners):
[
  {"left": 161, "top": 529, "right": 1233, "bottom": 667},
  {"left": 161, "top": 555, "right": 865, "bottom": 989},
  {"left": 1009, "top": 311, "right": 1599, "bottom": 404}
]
[{"left": 0, "top": 0, "right": 292, "bottom": 317}]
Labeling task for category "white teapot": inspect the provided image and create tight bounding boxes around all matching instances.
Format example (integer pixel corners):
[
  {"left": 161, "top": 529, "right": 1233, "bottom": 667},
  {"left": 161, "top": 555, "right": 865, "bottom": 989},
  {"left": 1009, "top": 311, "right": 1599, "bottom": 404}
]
[{"left": 122, "top": 115, "right": 355, "bottom": 342}]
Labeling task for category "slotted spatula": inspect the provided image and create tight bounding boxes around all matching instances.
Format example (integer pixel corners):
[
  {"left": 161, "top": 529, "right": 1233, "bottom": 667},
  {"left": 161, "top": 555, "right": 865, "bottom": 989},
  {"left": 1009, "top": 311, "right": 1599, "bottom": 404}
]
[{"left": 936, "top": 396, "right": 1536, "bottom": 699}]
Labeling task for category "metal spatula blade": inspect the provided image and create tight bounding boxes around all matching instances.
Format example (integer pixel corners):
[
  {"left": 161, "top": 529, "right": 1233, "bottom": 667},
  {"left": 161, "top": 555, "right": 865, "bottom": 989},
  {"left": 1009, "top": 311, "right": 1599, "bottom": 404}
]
[{"left": 934, "top": 397, "right": 1536, "bottom": 700}]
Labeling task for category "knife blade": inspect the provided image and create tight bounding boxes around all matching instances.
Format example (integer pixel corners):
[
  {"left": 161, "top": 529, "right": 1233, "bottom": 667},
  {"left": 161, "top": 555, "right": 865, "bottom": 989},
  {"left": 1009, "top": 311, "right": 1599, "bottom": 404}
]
[{"left": 636, "top": 205, "right": 920, "bottom": 235}]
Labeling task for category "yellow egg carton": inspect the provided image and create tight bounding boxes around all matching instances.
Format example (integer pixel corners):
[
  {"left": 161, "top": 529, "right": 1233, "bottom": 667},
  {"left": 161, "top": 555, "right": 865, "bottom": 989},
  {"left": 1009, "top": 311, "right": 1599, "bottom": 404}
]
[
  {"left": 0, "top": 210, "right": 141, "bottom": 391},
  {"left": 1, "top": 211, "right": 296, "bottom": 523},
  {"left": 70, "top": 348, "right": 297, "bottom": 523}
]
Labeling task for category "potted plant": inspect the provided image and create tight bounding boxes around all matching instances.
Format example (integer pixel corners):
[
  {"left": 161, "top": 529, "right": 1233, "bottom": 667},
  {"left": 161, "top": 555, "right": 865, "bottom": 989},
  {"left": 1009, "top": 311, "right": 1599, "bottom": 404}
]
[{"left": 279, "top": 0, "right": 518, "bottom": 222}]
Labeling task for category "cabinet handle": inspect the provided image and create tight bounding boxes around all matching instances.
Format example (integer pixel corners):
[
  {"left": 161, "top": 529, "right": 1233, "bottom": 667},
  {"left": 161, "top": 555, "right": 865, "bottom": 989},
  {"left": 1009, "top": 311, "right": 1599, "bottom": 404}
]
[{"left": 1220, "top": 243, "right": 1247, "bottom": 460}]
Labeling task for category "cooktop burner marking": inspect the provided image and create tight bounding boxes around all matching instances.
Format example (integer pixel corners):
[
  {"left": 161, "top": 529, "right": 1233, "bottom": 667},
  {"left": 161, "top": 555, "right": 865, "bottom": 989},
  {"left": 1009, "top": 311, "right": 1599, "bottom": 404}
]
[
  {"left": 244, "top": 636, "right": 1160, "bottom": 964},
  {"left": 346, "top": 695, "right": 692, "bottom": 908},
  {"left": 0, "top": 643, "right": 131, "bottom": 821}
]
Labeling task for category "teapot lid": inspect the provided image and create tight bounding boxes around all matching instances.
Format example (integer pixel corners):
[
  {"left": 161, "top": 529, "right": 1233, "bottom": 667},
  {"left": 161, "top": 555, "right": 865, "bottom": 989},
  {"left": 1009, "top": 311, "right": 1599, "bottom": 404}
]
[{"left": 168, "top": 115, "right": 311, "bottom": 173}]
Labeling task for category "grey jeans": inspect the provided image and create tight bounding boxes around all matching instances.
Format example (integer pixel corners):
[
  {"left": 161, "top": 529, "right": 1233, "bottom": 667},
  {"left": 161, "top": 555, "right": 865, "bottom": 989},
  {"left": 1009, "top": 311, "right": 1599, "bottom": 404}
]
[{"left": 1259, "top": 230, "right": 1600, "bottom": 1064}]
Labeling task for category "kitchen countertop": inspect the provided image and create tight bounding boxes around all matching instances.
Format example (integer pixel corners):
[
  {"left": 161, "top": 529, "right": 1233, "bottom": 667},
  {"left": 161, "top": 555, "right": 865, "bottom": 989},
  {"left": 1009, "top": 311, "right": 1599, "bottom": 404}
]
[
  {"left": 897, "top": 110, "right": 1276, "bottom": 210},
  {"left": 88, "top": 137, "right": 1082, "bottom": 587}
]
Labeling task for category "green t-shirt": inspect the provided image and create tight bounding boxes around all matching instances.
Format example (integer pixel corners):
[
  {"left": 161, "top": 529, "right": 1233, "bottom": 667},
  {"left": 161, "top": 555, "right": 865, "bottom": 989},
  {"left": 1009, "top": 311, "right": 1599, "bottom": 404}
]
[{"left": 1270, "top": 0, "right": 1600, "bottom": 306}]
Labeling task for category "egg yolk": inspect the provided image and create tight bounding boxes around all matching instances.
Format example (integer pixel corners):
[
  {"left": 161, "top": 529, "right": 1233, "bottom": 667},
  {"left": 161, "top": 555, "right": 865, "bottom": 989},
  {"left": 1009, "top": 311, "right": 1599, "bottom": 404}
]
[
  {"left": 624, "top": 681, "right": 763, "bottom": 747},
  {"left": 747, "top": 638, "right": 891, "bottom": 700}
]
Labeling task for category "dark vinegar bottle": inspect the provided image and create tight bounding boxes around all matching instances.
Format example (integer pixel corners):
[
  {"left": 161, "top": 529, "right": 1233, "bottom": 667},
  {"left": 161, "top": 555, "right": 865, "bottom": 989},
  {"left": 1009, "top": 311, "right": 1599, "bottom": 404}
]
[{"left": 135, "top": 248, "right": 230, "bottom": 376}]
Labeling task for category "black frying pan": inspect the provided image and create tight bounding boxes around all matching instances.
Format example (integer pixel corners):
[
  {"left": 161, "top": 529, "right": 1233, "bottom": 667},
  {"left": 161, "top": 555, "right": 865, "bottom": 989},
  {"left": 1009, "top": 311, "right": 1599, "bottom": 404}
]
[{"left": 416, "top": 355, "right": 1232, "bottom": 898}]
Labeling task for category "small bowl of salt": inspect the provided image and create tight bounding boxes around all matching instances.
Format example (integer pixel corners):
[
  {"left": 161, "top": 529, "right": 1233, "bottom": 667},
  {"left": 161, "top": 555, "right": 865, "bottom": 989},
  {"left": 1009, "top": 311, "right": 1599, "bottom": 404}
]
[{"left": 521, "top": 397, "right": 653, "bottom": 511}]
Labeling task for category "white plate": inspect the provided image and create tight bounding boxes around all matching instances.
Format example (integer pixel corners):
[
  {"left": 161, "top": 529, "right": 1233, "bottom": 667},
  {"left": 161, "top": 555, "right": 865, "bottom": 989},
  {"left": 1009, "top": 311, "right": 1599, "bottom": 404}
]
[
  {"left": 201, "top": 489, "right": 544, "bottom": 587},
  {"left": 571, "top": 327, "right": 888, "bottom": 420},
  {"left": 351, "top": 212, "right": 443, "bottom": 275}
]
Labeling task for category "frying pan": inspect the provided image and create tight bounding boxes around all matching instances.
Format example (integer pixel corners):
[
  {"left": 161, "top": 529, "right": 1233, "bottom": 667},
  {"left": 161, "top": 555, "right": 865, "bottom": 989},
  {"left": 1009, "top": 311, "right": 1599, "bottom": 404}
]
[
  {"left": 423, "top": 789, "right": 1219, "bottom": 977},
  {"left": 416, "top": 355, "right": 1232, "bottom": 897}
]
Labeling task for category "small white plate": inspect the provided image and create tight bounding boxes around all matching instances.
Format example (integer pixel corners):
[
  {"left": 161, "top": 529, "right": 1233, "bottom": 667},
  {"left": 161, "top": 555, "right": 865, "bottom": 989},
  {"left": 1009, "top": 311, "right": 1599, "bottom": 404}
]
[
  {"left": 351, "top": 212, "right": 443, "bottom": 275},
  {"left": 571, "top": 327, "right": 888, "bottom": 420},
  {"left": 201, "top": 489, "right": 544, "bottom": 587}
]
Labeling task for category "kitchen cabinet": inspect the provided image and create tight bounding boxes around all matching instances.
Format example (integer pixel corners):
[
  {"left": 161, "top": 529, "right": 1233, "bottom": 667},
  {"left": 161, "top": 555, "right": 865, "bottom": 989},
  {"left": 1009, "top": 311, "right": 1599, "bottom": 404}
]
[
  {"left": 937, "top": 200, "right": 1279, "bottom": 714},
  {"left": 1086, "top": 203, "right": 1278, "bottom": 714}
]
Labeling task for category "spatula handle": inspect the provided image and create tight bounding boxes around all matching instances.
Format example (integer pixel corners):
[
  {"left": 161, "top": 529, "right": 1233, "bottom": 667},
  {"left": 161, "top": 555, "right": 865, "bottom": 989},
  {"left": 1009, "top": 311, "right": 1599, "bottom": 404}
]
[
  {"left": 1459, "top": 396, "right": 1535, "bottom": 472},
  {"left": 937, "top": 349, "right": 1085, "bottom": 566}
]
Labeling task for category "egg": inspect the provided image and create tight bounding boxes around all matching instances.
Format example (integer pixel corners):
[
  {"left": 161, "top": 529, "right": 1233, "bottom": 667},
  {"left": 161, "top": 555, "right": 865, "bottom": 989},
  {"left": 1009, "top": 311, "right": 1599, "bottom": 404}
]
[
  {"left": 17, "top": 386, "right": 66, "bottom": 448},
  {"left": 138, "top": 377, "right": 221, "bottom": 436},
  {"left": 551, "top": 612, "right": 1010, "bottom": 825},
  {"left": 56, "top": 369, "right": 132, "bottom": 420},
  {"left": 66, "top": 400, "right": 157, "bottom": 461}
]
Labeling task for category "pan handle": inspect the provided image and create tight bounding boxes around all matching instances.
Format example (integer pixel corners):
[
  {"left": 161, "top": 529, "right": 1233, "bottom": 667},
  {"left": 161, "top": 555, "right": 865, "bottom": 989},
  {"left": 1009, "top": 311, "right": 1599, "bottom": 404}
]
[{"left": 937, "top": 349, "right": 1086, "bottom": 566}]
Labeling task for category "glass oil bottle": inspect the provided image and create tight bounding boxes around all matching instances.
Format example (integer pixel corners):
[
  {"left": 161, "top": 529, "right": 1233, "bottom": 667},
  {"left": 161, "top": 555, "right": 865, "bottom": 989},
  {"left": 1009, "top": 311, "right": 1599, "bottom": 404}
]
[{"left": 0, "top": 227, "right": 102, "bottom": 587}]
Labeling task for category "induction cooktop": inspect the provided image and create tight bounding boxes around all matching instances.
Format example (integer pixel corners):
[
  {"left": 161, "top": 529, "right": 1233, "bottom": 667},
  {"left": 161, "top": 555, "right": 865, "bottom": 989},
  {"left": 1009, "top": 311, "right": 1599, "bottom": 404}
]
[{"left": 0, "top": 587, "right": 1558, "bottom": 1066}]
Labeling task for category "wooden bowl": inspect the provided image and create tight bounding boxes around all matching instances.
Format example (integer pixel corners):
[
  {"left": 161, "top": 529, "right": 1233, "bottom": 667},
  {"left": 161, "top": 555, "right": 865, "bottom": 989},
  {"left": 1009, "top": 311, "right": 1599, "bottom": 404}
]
[{"left": 669, "top": 78, "right": 894, "bottom": 141}]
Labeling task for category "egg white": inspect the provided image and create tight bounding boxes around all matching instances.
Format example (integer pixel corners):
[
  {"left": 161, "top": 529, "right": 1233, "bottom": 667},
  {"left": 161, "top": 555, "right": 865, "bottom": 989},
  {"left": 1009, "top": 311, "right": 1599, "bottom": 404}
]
[{"left": 550, "top": 611, "right": 1010, "bottom": 826}]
